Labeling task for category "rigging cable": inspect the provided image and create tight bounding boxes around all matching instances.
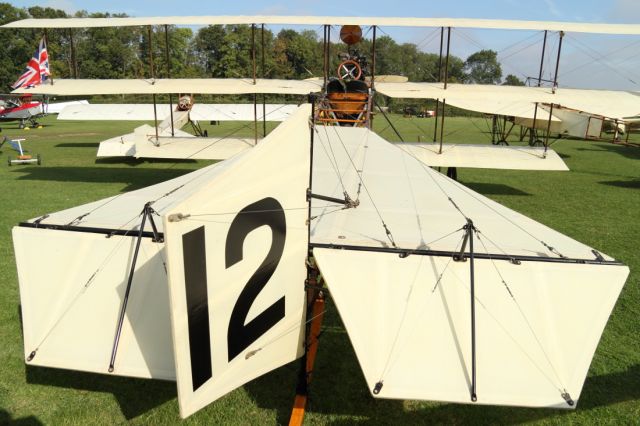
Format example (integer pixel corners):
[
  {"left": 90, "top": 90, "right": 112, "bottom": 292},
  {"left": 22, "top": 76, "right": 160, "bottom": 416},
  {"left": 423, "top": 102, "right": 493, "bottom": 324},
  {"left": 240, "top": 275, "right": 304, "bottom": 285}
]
[
  {"left": 474, "top": 229, "right": 568, "bottom": 393},
  {"left": 326, "top": 125, "right": 398, "bottom": 247},
  {"left": 377, "top": 230, "right": 467, "bottom": 383},
  {"left": 25, "top": 212, "right": 145, "bottom": 361}
]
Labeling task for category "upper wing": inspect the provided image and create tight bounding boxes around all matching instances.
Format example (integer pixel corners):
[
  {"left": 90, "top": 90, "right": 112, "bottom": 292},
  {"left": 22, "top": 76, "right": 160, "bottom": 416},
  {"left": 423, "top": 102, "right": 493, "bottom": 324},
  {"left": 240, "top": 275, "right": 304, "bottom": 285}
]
[{"left": 3, "top": 16, "right": 640, "bottom": 34}]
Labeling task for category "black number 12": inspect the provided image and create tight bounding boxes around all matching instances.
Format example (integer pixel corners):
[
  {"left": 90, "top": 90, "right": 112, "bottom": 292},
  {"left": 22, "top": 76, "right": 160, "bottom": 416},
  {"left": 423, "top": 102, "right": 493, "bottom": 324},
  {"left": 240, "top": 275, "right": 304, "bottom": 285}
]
[{"left": 182, "top": 197, "right": 286, "bottom": 391}]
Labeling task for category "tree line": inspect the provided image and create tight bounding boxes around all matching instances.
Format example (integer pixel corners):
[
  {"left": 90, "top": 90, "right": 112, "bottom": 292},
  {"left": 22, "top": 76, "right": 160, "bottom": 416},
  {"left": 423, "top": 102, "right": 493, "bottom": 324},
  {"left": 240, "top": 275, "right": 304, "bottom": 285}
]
[{"left": 0, "top": 3, "right": 526, "bottom": 92}]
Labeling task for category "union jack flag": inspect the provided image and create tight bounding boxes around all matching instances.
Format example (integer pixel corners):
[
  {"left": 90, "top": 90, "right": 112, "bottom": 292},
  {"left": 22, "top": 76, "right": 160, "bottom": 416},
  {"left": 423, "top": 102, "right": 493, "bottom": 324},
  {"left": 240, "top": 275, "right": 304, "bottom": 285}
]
[{"left": 12, "top": 37, "right": 51, "bottom": 89}]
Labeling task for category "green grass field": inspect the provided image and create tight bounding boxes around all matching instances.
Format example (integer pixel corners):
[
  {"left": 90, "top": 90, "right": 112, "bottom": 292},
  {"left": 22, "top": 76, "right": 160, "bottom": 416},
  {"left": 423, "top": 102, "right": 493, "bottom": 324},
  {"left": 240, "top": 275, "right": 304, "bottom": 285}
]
[{"left": 0, "top": 114, "right": 638, "bottom": 425}]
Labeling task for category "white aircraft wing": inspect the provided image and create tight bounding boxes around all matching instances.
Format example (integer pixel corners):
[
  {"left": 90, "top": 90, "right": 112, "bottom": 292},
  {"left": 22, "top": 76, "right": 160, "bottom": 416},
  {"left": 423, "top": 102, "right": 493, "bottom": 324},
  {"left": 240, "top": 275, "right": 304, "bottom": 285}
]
[
  {"left": 376, "top": 82, "right": 640, "bottom": 121},
  {"left": 46, "top": 100, "right": 89, "bottom": 114},
  {"left": 59, "top": 103, "right": 299, "bottom": 122},
  {"left": 12, "top": 78, "right": 323, "bottom": 96},
  {"left": 190, "top": 103, "right": 299, "bottom": 122},
  {"left": 59, "top": 103, "right": 175, "bottom": 120},
  {"left": 309, "top": 125, "right": 627, "bottom": 409},
  {"left": 444, "top": 97, "right": 561, "bottom": 121},
  {"left": 4, "top": 16, "right": 640, "bottom": 35},
  {"left": 396, "top": 143, "right": 568, "bottom": 170}
]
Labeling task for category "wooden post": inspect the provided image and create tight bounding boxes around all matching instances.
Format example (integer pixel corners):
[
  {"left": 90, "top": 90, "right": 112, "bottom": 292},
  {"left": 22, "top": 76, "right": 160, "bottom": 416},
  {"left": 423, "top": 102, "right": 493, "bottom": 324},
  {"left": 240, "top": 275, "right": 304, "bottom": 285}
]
[{"left": 288, "top": 264, "right": 325, "bottom": 426}]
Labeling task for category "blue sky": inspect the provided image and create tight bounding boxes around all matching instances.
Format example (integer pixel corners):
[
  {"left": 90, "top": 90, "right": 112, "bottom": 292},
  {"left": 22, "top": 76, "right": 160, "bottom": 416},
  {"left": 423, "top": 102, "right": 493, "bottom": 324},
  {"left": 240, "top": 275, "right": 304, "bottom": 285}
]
[{"left": 8, "top": 0, "right": 640, "bottom": 90}]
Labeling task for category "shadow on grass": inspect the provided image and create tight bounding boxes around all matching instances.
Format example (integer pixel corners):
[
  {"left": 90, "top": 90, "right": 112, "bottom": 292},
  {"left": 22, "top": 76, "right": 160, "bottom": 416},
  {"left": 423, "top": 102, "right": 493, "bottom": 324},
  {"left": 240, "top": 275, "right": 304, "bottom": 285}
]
[
  {"left": 0, "top": 409, "right": 43, "bottom": 425},
  {"left": 25, "top": 366, "right": 176, "bottom": 420},
  {"left": 463, "top": 182, "right": 532, "bottom": 196},
  {"left": 9, "top": 166, "right": 193, "bottom": 192},
  {"left": 55, "top": 143, "right": 100, "bottom": 148},
  {"left": 244, "top": 300, "right": 640, "bottom": 424},
  {"left": 599, "top": 179, "right": 640, "bottom": 189},
  {"left": 94, "top": 157, "right": 199, "bottom": 165},
  {"left": 577, "top": 142, "right": 640, "bottom": 161}
]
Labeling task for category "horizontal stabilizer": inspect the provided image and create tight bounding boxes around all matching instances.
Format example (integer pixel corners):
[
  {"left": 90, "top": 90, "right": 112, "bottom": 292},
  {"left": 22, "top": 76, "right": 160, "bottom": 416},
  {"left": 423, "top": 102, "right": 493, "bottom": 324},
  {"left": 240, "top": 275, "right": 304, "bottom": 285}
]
[
  {"left": 314, "top": 248, "right": 628, "bottom": 408},
  {"left": 14, "top": 226, "right": 176, "bottom": 379}
]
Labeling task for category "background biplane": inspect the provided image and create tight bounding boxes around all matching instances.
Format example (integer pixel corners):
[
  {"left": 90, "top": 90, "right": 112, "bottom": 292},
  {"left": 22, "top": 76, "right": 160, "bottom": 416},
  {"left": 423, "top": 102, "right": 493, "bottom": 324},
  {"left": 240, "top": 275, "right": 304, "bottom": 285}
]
[
  {"left": 0, "top": 94, "right": 46, "bottom": 129},
  {"left": 4, "top": 13, "right": 638, "bottom": 424}
]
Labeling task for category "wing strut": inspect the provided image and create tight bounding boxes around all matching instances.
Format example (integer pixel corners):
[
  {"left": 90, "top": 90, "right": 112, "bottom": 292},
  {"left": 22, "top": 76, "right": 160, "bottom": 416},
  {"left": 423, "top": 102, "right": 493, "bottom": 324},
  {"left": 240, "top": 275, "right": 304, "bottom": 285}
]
[
  {"left": 290, "top": 96, "right": 327, "bottom": 426},
  {"left": 453, "top": 219, "right": 478, "bottom": 402},
  {"left": 108, "top": 202, "right": 163, "bottom": 373}
]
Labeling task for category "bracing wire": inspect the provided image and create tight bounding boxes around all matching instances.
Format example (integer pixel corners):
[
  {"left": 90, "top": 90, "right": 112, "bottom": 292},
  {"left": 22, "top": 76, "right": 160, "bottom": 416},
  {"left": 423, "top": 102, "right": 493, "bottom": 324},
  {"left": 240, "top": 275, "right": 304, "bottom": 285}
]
[
  {"left": 327, "top": 125, "right": 398, "bottom": 247},
  {"left": 26, "top": 212, "right": 144, "bottom": 358},
  {"left": 475, "top": 229, "right": 567, "bottom": 391},
  {"left": 377, "top": 231, "right": 466, "bottom": 382}
]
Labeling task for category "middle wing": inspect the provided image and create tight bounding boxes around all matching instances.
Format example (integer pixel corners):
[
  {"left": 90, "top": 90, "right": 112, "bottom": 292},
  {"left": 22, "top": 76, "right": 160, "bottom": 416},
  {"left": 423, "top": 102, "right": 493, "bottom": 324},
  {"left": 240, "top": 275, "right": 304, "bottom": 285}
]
[{"left": 376, "top": 82, "right": 640, "bottom": 121}]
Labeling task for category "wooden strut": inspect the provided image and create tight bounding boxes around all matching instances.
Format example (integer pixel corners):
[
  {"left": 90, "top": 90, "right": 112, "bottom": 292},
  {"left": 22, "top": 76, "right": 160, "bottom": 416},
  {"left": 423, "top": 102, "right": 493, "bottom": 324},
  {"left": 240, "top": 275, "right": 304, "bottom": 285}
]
[{"left": 288, "top": 262, "right": 325, "bottom": 426}]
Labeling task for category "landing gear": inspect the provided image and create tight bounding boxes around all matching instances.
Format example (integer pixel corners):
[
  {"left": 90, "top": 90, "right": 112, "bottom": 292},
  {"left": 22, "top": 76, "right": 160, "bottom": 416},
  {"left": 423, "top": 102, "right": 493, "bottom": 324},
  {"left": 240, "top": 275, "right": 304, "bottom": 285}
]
[{"left": 289, "top": 259, "right": 325, "bottom": 426}]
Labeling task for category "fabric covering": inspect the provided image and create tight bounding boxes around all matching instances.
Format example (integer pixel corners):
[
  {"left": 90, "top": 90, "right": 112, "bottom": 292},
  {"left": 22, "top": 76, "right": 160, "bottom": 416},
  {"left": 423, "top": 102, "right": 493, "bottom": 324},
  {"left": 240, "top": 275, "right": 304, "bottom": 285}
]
[
  {"left": 12, "top": 78, "right": 323, "bottom": 96},
  {"left": 309, "top": 125, "right": 627, "bottom": 408},
  {"left": 4, "top": 16, "right": 640, "bottom": 34}
]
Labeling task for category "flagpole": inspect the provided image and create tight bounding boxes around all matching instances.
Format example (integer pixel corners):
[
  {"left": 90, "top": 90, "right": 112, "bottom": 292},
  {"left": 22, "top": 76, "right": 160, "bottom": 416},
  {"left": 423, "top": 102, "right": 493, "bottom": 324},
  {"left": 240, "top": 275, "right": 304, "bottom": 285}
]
[{"left": 43, "top": 29, "right": 53, "bottom": 86}]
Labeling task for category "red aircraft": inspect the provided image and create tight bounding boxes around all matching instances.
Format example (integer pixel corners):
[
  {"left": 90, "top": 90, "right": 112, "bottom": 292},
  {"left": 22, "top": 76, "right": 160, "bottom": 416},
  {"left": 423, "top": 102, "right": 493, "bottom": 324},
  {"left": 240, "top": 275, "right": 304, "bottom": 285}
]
[{"left": 0, "top": 94, "right": 46, "bottom": 129}]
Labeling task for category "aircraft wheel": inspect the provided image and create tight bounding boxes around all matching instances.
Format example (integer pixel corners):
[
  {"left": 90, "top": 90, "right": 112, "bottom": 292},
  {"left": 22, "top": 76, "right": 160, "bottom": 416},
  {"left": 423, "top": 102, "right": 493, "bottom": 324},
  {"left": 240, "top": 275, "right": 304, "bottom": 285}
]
[
  {"left": 18, "top": 123, "right": 24, "bottom": 129},
  {"left": 37, "top": 154, "right": 42, "bottom": 165},
  {"left": 7, "top": 156, "right": 12, "bottom": 166},
  {"left": 497, "top": 139, "right": 509, "bottom": 146}
]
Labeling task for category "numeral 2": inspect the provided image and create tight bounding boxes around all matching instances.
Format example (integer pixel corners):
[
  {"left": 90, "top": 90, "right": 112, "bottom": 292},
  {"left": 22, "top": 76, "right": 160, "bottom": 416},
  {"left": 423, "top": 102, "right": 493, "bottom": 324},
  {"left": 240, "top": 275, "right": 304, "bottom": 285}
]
[{"left": 226, "top": 197, "right": 286, "bottom": 361}]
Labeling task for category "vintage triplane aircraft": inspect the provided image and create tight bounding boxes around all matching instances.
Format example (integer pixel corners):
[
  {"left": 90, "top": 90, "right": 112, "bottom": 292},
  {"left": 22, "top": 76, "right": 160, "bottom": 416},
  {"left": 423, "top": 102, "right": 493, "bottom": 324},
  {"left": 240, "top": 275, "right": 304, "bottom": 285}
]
[{"left": 5, "top": 15, "right": 638, "bottom": 423}]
